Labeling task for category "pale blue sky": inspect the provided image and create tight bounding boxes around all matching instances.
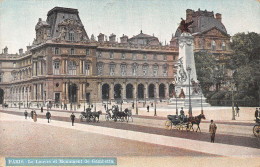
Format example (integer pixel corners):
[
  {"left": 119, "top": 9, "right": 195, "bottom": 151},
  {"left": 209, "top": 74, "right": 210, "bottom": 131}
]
[{"left": 0, "top": 0, "right": 259, "bottom": 53}]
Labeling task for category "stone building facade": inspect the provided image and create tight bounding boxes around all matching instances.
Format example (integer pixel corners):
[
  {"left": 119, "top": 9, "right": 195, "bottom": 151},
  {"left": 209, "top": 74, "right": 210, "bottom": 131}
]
[
  {"left": 0, "top": 7, "right": 178, "bottom": 107},
  {"left": 171, "top": 9, "right": 233, "bottom": 91}
]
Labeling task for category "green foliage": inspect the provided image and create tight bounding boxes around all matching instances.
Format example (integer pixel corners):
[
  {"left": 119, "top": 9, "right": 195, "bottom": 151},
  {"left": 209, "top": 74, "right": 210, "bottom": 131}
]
[
  {"left": 230, "top": 32, "right": 260, "bottom": 104},
  {"left": 194, "top": 51, "right": 225, "bottom": 94}
]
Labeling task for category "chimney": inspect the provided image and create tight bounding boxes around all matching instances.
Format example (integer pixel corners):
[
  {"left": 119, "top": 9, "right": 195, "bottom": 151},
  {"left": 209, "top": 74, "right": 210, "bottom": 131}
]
[
  {"left": 97, "top": 33, "right": 104, "bottom": 43},
  {"left": 38, "top": 18, "right": 42, "bottom": 22},
  {"left": 27, "top": 45, "right": 32, "bottom": 51},
  {"left": 120, "top": 34, "right": 128, "bottom": 43},
  {"left": 109, "top": 33, "right": 116, "bottom": 43},
  {"left": 4, "top": 46, "right": 8, "bottom": 54},
  {"left": 216, "top": 13, "right": 222, "bottom": 22},
  {"left": 19, "top": 48, "right": 23, "bottom": 55}
]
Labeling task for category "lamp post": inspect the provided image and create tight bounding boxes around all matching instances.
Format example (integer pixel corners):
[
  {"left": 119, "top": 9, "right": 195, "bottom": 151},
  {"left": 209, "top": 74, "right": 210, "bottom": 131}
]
[
  {"left": 135, "top": 84, "right": 138, "bottom": 115},
  {"left": 154, "top": 87, "right": 157, "bottom": 116},
  {"left": 175, "top": 89, "right": 178, "bottom": 115},
  {"left": 186, "top": 66, "right": 192, "bottom": 117},
  {"left": 27, "top": 88, "right": 28, "bottom": 109},
  {"left": 231, "top": 82, "right": 235, "bottom": 120}
]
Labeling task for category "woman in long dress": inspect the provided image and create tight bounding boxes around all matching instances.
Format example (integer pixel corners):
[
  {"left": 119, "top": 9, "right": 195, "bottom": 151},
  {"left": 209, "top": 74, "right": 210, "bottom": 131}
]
[{"left": 33, "top": 111, "right": 37, "bottom": 122}]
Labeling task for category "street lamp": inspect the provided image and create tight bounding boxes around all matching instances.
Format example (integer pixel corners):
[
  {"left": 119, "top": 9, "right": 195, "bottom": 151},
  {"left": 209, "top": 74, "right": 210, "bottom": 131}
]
[
  {"left": 231, "top": 81, "right": 235, "bottom": 120},
  {"left": 175, "top": 89, "right": 178, "bottom": 115},
  {"left": 135, "top": 85, "right": 138, "bottom": 115},
  {"left": 154, "top": 87, "right": 157, "bottom": 116},
  {"left": 27, "top": 88, "right": 28, "bottom": 108},
  {"left": 186, "top": 66, "right": 192, "bottom": 117}
]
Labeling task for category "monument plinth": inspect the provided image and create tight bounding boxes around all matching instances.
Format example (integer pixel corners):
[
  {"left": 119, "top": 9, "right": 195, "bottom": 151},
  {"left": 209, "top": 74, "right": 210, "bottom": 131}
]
[{"left": 170, "top": 32, "right": 210, "bottom": 109}]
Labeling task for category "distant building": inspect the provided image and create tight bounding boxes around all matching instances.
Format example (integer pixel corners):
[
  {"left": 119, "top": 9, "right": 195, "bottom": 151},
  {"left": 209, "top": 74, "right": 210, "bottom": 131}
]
[
  {"left": 0, "top": 7, "right": 178, "bottom": 107},
  {"left": 171, "top": 9, "right": 232, "bottom": 91}
]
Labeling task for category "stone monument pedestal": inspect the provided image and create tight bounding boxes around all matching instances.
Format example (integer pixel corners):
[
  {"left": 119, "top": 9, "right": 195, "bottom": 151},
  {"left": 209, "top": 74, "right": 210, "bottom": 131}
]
[{"left": 169, "top": 32, "right": 210, "bottom": 109}]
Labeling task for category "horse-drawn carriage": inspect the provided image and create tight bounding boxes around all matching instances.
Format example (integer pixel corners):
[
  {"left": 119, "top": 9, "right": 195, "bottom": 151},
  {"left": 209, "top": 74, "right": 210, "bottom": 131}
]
[
  {"left": 105, "top": 105, "right": 133, "bottom": 122},
  {"left": 165, "top": 113, "right": 205, "bottom": 132},
  {"left": 253, "top": 117, "right": 260, "bottom": 137},
  {"left": 79, "top": 108, "right": 102, "bottom": 122}
]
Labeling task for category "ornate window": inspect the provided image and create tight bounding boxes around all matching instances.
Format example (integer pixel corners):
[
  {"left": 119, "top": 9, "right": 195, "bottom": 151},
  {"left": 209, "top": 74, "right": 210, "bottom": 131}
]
[
  {"left": 109, "top": 64, "right": 115, "bottom": 76},
  {"left": 132, "top": 63, "right": 138, "bottom": 76},
  {"left": 142, "top": 65, "right": 148, "bottom": 76},
  {"left": 121, "top": 64, "right": 126, "bottom": 76},
  {"left": 97, "top": 51, "right": 102, "bottom": 58},
  {"left": 211, "top": 40, "right": 216, "bottom": 50},
  {"left": 132, "top": 53, "right": 136, "bottom": 60},
  {"left": 97, "top": 63, "right": 103, "bottom": 76},
  {"left": 70, "top": 48, "right": 75, "bottom": 55},
  {"left": 222, "top": 42, "right": 226, "bottom": 51},
  {"left": 68, "top": 61, "right": 76, "bottom": 75},
  {"left": 86, "top": 49, "right": 90, "bottom": 56},
  {"left": 163, "top": 64, "right": 167, "bottom": 76},
  {"left": 121, "top": 53, "right": 125, "bottom": 59},
  {"left": 85, "top": 63, "right": 90, "bottom": 76},
  {"left": 54, "top": 47, "right": 59, "bottom": 55},
  {"left": 110, "top": 52, "right": 114, "bottom": 59},
  {"left": 153, "top": 65, "right": 158, "bottom": 76},
  {"left": 153, "top": 54, "right": 157, "bottom": 60},
  {"left": 69, "top": 31, "right": 75, "bottom": 41}
]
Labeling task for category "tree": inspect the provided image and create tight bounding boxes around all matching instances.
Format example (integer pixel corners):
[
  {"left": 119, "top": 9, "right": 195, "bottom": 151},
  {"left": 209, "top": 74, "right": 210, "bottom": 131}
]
[
  {"left": 194, "top": 51, "right": 225, "bottom": 94},
  {"left": 230, "top": 32, "right": 260, "bottom": 105}
]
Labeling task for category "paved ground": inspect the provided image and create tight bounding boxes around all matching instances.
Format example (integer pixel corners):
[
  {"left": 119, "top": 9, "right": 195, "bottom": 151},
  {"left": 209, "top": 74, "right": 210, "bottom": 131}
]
[{"left": 0, "top": 106, "right": 260, "bottom": 158}]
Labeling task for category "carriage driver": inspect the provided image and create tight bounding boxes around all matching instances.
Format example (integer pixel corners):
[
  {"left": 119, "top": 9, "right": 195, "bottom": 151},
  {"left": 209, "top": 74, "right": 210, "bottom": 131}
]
[{"left": 180, "top": 107, "right": 185, "bottom": 120}]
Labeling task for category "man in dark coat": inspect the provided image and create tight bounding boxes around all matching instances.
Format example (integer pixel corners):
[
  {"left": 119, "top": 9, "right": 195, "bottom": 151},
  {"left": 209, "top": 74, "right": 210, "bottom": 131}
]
[
  {"left": 41, "top": 106, "right": 43, "bottom": 113},
  {"left": 46, "top": 111, "right": 51, "bottom": 123},
  {"left": 255, "top": 108, "right": 259, "bottom": 119},
  {"left": 24, "top": 110, "right": 28, "bottom": 119},
  {"left": 70, "top": 112, "right": 75, "bottom": 126},
  {"left": 209, "top": 120, "right": 217, "bottom": 143},
  {"left": 30, "top": 110, "right": 34, "bottom": 119},
  {"left": 147, "top": 105, "right": 149, "bottom": 112},
  {"left": 235, "top": 103, "right": 240, "bottom": 117},
  {"left": 132, "top": 102, "right": 134, "bottom": 109}
]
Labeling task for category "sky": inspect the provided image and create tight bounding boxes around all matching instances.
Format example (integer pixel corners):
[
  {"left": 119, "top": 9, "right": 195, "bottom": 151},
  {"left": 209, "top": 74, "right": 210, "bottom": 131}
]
[{"left": 0, "top": 0, "right": 259, "bottom": 54}]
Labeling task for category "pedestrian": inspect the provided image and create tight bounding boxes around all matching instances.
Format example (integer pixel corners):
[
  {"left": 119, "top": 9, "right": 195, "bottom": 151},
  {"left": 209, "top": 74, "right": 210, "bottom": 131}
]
[
  {"left": 91, "top": 104, "right": 93, "bottom": 108},
  {"left": 255, "top": 108, "right": 259, "bottom": 119},
  {"left": 24, "top": 110, "right": 28, "bottom": 119},
  {"left": 33, "top": 111, "right": 37, "bottom": 122},
  {"left": 151, "top": 103, "right": 153, "bottom": 107},
  {"left": 41, "top": 106, "right": 43, "bottom": 113},
  {"left": 46, "top": 111, "right": 51, "bottom": 123},
  {"left": 180, "top": 107, "right": 185, "bottom": 120},
  {"left": 209, "top": 120, "right": 217, "bottom": 143},
  {"left": 235, "top": 104, "right": 240, "bottom": 117},
  {"left": 147, "top": 105, "right": 149, "bottom": 112},
  {"left": 132, "top": 102, "right": 134, "bottom": 109},
  {"left": 70, "top": 112, "right": 75, "bottom": 126},
  {"left": 104, "top": 104, "right": 106, "bottom": 110},
  {"left": 30, "top": 110, "right": 34, "bottom": 119}
]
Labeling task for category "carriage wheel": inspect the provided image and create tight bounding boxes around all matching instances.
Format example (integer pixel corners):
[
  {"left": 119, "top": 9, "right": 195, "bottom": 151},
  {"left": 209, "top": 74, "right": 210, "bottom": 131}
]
[
  {"left": 253, "top": 125, "right": 260, "bottom": 137},
  {"left": 105, "top": 115, "right": 109, "bottom": 121},
  {"left": 176, "top": 123, "right": 182, "bottom": 130},
  {"left": 79, "top": 115, "right": 83, "bottom": 122},
  {"left": 186, "top": 123, "right": 191, "bottom": 132},
  {"left": 165, "top": 120, "right": 172, "bottom": 130}
]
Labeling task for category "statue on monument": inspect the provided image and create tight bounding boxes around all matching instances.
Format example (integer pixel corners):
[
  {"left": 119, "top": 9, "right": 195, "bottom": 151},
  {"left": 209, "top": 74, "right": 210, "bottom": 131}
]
[
  {"left": 175, "top": 57, "right": 187, "bottom": 84},
  {"left": 179, "top": 18, "right": 194, "bottom": 33}
]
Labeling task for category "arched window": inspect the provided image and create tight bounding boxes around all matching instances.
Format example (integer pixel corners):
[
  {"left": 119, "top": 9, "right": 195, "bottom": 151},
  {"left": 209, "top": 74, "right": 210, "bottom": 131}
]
[
  {"left": 211, "top": 40, "right": 216, "bottom": 50},
  {"left": 68, "top": 61, "right": 76, "bottom": 75},
  {"left": 222, "top": 42, "right": 226, "bottom": 51}
]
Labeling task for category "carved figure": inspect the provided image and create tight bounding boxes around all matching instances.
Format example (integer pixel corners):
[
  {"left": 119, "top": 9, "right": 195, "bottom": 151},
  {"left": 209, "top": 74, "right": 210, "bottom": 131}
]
[
  {"left": 191, "top": 79, "right": 201, "bottom": 95},
  {"left": 179, "top": 18, "right": 194, "bottom": 33},
  {"left": 179, "top": 88, "right": 185, "bottom": 98},
  {"left": 175, "top": 57, "right": 187, "bottom": 84}
]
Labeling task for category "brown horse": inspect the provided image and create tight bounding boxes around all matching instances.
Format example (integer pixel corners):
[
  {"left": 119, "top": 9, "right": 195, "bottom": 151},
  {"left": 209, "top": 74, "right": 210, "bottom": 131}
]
[{"left": 188, "top": 114, "right": 206, "bottom": 132}]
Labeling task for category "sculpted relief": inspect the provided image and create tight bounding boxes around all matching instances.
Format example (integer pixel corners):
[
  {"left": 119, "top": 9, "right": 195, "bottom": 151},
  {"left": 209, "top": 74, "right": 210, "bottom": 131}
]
[{"left": 53, "top": 18, "right": 88, "bottom": 43}]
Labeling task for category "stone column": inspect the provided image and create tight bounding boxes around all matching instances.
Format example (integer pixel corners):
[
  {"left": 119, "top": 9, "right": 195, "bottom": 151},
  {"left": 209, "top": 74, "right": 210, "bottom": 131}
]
[
  {"left": 166, "top": 82, "right": 169, "bottom": 98},
  {"left": 156, "top": 82, "right": 159, "bottom": 99},
  {"left": 110, "top": 82, "right": 114, "bottom": 101},
  {"left": 98, "top": 82, "right": 101, "bottom": 102},
  {"left": 122, "top": 82, "right": 126, "bottom": 101}
]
